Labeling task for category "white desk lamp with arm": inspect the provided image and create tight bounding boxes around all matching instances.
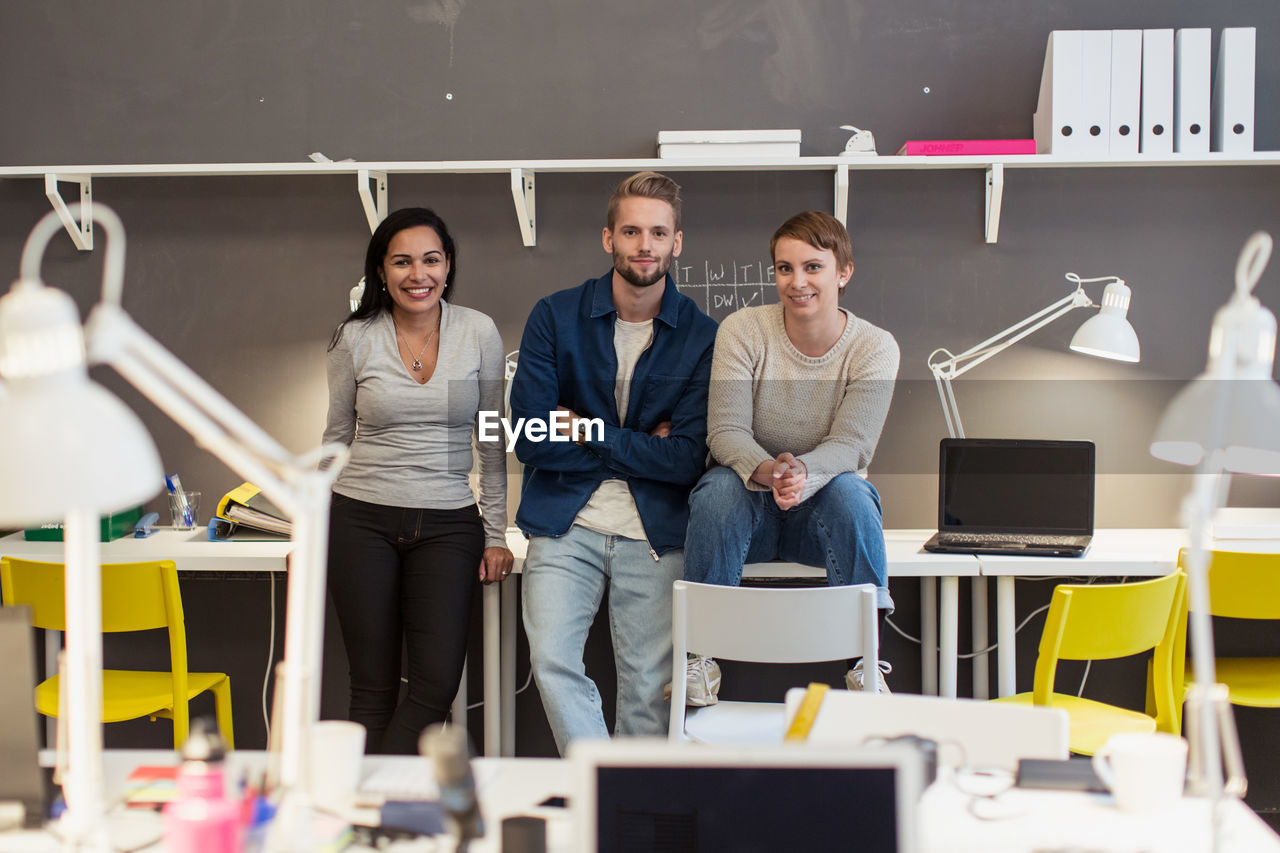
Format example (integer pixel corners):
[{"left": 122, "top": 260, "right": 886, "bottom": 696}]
[
  {"left": 925, "top": 272, "right": 1140, "bottom": 699},
  {"left": 0, "top": 204, "right": 348, "bottom": 850},
  {"left": 1149, "top": 231, "right": 1280, "bottom": 853},
  {"left": 927, "top": 272, "right": 1141, "bottom": 439}
]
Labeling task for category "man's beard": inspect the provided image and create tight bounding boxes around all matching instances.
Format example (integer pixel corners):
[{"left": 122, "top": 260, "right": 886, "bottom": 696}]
[{"left": 613, "top": 249, "right": 672, "bottom": 288}]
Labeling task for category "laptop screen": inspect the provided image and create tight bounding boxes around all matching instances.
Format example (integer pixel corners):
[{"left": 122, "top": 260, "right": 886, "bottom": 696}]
[{"left": 938, "top": 438, "right": 1095, "bottom": 535}]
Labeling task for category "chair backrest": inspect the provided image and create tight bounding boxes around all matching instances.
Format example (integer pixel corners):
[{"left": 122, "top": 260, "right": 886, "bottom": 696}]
[
  {"left": 669, "top": 580, "right": 879, "bottom": 733},
  {"left": 784, "top": 688, "right": 1070, "bottom": 772},
  {"left": 0, "top": 558, "right": 191, "bottom": 730},
  {"left": 1178, "top": 548, "right": 1280, "bottom": 620},
  {"left": 674, "top": 580, "right": 878, "bottom": 664},
  {"left": 1032, "top": 571, "right": 1185, "bottom": 731}
]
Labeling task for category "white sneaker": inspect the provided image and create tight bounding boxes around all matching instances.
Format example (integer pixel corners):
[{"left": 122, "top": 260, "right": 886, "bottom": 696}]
[
  {"left": 845, "top": 659, "right": 892, "bottom": 694},
  {"left": 665, "top": 654, "right": 723, "bottom": 706}
]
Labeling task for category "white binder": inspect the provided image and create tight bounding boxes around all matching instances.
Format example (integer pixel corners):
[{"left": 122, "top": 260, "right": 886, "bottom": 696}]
[
  {"left": 1108, "top": 30, "right": 1143, "bottom": 156},
  {"left": 1174, "top": 28, "right": 1211, "bottom": 154},
  {"left": 1212, "top": 27, "right": 1256, "bottom": 153},
  {"left": 1141, "top": 29, "right": 1174, "bottom": 155},
  {"left": 1034, "top": 30, "right": 1084, "bottom": 155},
  {"left": 1078, "top": 30, "right": 1112, "bottom": 157}
]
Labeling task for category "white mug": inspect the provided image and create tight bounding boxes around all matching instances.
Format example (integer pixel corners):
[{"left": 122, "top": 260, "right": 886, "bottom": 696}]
[
  {"left": 1092, "top": 732, "right": 1188, "bottom": 813},
  {"left": 307, "top": 720, "right": 367, "bottom": 812}
]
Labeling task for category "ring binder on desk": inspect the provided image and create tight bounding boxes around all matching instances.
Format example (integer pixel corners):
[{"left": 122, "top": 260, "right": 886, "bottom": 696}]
[{"left": 213, "top": 482, "right": 291, "bottom": 537}]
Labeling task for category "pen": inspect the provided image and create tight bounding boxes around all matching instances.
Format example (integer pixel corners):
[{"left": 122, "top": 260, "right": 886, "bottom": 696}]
[{"left": 166, "top": 474, "right": 193, "bottom": 527}]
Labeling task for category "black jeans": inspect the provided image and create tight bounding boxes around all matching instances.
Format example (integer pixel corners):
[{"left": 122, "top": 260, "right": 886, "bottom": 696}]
[{"left": 327, "top": 493, "right": 483, "bottom": 754}]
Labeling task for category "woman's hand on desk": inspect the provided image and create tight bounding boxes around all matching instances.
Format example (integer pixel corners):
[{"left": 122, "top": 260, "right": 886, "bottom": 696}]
[{"left": 480, "top": 546, "right": 515, "bottom": 584}]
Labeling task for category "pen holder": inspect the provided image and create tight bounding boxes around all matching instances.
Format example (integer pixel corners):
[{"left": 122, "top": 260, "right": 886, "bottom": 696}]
[{"left": 168, "top": 490, "right": 201, "bottom": 529}]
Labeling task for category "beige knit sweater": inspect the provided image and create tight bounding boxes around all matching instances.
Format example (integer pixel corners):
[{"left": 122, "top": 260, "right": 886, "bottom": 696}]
[{"left": 707, "top": 303, "right": 900, "bottom": 503}]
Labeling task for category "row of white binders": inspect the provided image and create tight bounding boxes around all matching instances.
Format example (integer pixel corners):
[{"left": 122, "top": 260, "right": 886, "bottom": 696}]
[{"left": 1034, "top": 28, "right": 1256, "bottom": 157}]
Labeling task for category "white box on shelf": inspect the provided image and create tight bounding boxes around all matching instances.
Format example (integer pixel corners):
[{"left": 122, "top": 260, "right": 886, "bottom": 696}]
[
  {"left": 1211, "top": 27, "right": 1256, "bottom": 153},
  {"left": 1174, "top": 27, "right": 1211, "bottom": 154},
  {"left": 1034, "top": 30, "right": 1085, "bottom": 155},
  {"left": 1142, "top": 29, "right": 1175, "bottom": 155},
  {"left": 1109, "top": 29, "right": 1143, "bottom": 156},
  {"left": 657, "top": 129, "right": 802, "bottom": 159}
]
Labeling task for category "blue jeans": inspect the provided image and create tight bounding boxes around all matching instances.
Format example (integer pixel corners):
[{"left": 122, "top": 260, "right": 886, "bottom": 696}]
[
  {"left": 521, "top": 524, "right": 685, "bottom": 755},
  {"left": 683, "top": 466, "right": 894, "bottom": 612}
]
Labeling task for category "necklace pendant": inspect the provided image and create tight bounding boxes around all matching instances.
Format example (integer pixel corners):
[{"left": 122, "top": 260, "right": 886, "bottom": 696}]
[{"left": 412, "top": 360, "right": 422, "bottom": 372}]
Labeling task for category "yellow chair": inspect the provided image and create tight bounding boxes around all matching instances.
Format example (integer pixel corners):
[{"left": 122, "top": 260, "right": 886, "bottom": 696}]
[
  {"left": 0, "top": 557, "right": 234, "bottom": 749},
  {"left": 1173, "top": 548, "right": 1280, "bottom": 726},
  {"left": 992, "top": 571, "right": 1185, "bottom": 755}
]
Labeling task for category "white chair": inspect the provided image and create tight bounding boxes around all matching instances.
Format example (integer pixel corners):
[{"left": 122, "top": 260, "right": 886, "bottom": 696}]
[
  {"left": 783, "top": 688, "right": 1069, "bottom": 772},
  {"left": 669, "top": 580, "right": 879, "bottom": 743}
]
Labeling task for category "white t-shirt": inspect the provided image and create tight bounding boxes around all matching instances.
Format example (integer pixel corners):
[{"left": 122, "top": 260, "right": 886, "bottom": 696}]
[{"left": 573, "top": 317, "right": 653, "bottom": 542}]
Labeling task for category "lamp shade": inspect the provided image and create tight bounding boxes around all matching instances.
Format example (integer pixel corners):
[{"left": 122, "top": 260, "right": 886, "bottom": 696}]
[
  {"left": 1150, "top": 231, "right": 1280, "bottom": 476},
  {"left": 0, "top": 280, "right": 162, "bottom": 523},
  {"left": 1150, "top": 376, "right": 1280, "bottom": 474},
  {"left": 1069, "top": 279, "right": 1140, "bottom": 362}
]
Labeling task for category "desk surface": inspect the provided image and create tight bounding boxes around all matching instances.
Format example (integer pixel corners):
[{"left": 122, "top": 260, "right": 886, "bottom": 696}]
[
  {"left": 0, "top": 529, "right": 292, "bottom": 573},
  {"left": 16, "top": 750, "right": 1275, "bottom": 853},
  {"left": 506, "top": 528, "right": 980, "bottom": 578},
  {"left": 977, "top": 528, "right": 1280, "bottom": 576}
]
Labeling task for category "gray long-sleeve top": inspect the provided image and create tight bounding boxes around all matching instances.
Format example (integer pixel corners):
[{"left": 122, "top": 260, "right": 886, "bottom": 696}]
[{"left": 324, "top": 301, "right": 508, "bottom": 548}]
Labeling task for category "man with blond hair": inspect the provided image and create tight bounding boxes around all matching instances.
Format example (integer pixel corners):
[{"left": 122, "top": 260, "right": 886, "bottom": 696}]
[{"left": 509, "top": 172, "right": 717, "bottom": 753}]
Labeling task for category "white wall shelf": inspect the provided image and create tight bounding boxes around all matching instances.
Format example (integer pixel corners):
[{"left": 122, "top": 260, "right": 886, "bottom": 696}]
[{"left": 6, "top": 152, "right": 1280, "bottom": 249}]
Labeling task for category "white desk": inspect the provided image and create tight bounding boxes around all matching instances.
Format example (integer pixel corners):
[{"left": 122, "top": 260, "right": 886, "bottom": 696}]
[
  {"left": 0, "top": 530, "right": 506, "bottom": 759},
  {"left": 501, "top": 529, "right": 980, "bottom": 755},
  {"left": 978, "top": 529, "right": 1280, "bottom": 697},
  {"left": 55, "top": 750, "right": 1280, "bottom": 853}
]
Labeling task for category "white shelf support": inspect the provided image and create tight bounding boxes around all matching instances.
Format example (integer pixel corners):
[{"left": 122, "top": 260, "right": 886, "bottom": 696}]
[
  {"left": 44, "top": 174, "right": 93, "bottom": 251},
  {"left": 985, "top": 163, "right": 1005, "bottom": 244},
  {"left": 510, "top": 169, "right": 536, "bottom": 247},
  {"left": 357, "top": 170, "right": 387, "bottom": 233},
  {"left": 834, "top": 164, "right": 849, "bottom": 226}
]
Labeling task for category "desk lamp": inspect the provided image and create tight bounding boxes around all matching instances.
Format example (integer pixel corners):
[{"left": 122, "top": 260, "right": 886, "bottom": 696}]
[
  {"left": 927, "top": 273, "right": 1140, "bottom": 438},
  {"left": 1149, "top": 231, "right": 1280, "bottom": 853},
  {"left": 0, "top": 205, "right": 348, "bottom": 850}
]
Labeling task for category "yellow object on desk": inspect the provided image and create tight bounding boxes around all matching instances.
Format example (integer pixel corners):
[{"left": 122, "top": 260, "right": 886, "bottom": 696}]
[{"left": 783, "top": 682, "right": 829, "bottom": 741}]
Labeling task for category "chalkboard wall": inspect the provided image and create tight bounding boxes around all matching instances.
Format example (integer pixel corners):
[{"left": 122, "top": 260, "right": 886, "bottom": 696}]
[{"left": 2, "top": 1, "right": 1280, "bottom": 777}]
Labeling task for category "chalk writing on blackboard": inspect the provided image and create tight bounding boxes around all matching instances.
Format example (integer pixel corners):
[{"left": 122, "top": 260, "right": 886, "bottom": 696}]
[{"left": 674, "top": 259, "right": 777, "bottom": 322}]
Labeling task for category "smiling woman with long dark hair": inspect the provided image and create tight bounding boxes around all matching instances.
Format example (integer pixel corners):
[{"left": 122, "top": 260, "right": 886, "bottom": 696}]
[{"left": 324, "top": 207, "right": 513, "bottom": 754}]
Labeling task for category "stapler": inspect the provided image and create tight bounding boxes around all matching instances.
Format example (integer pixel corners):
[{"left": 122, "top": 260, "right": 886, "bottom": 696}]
[
  {"left": 134, "top": 511, "right": 160, "bottom": 538},
  {"left": 839, "top": 125, "right": 878, "bottom": 156}
]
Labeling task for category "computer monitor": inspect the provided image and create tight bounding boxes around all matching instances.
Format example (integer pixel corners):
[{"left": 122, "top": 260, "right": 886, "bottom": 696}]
[
  {"left": 0, "top": 605, "right": 49, "bottom": 827},
  {"left": 570, "top": 738, "right": 921, "bottom": 853}
]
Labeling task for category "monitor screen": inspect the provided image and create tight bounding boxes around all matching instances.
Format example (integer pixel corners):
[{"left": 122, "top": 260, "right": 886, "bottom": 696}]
[
  {"left": 939, "top": 439, "right": 1095, "bottom": 533},
  {"left": 595, "top": 765, "right": 899, "bottom": 852}
]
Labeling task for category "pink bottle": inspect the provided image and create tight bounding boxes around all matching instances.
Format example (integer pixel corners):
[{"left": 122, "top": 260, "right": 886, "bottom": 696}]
[{"left": 163, "top": 719, "right": 243, "bottom": 853}]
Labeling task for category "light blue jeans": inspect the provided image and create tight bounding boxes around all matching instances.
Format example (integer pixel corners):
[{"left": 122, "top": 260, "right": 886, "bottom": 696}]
[
  {"left": 521, "top": 524, "right": 685, "bottom": 755},
  {"left": 684, "top": 466, "right": 894, "bottom": 612}
]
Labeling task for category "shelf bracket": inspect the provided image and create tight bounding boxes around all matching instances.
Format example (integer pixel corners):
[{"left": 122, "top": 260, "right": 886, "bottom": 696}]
[
  {"left": 985, "top": 163, "right": 1004, "bottom": 244},
  {"left": 357, "top": 170, "right": 388, "bottom": 233},
  {"left": 833, "top": 164, "right": 849, "bottom": 226},
  {"left": 511, "top": 168, "right": 536, "bottom": 247},
  {"left": 44, "top": 174, "right": 93, "bottom": 251}
]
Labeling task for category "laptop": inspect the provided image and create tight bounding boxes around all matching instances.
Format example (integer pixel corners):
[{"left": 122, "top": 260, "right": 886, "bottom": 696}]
[
  {"left": 923, "top": 438, "right": 1095, "bottom": 557},
  {"left": 570, "top": 737, "right": 921, "bottom": 852},
  {"left": 0, "top": 605, "right": 51, "bottom": 828}
]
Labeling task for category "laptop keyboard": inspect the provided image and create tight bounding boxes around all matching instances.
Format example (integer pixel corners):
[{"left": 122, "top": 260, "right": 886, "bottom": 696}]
[{"left": 939, "top": 533, "right": 1083, "bottom": 548}]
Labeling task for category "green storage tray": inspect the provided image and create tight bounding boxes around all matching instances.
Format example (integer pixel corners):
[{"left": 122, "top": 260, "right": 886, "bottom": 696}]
[{"left": 23, "top": 506, "right": 145, "bottom": 542}]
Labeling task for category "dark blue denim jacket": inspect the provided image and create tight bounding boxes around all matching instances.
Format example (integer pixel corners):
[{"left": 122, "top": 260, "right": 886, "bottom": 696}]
[{"left": 511, "top": 271, "right": 717, "bottom": 554}]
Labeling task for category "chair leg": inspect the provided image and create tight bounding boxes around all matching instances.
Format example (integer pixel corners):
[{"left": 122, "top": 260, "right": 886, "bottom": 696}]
[{"left": 212, "top": 677, "right": 235, "bottom": 750}]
